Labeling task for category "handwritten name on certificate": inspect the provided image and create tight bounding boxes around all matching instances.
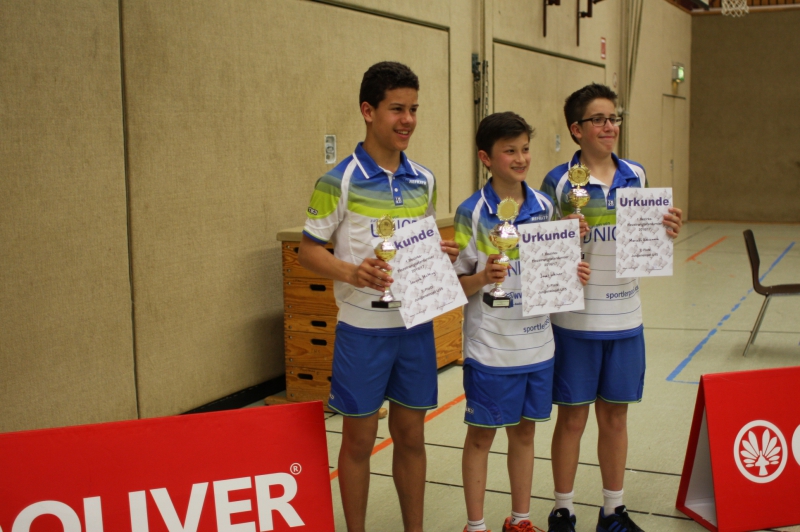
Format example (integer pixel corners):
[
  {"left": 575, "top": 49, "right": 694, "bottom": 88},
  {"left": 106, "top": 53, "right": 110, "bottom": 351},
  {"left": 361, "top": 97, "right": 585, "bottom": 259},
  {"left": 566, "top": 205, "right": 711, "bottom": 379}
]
[
  {"left": 382, "top": 216, "right": 468, "bottom": 328},
  {"left": 518, "top": 219, "right": 584, "bottom": 316},
  {"left": 616, "top": 187, "right": 673, "bottom": 278}
]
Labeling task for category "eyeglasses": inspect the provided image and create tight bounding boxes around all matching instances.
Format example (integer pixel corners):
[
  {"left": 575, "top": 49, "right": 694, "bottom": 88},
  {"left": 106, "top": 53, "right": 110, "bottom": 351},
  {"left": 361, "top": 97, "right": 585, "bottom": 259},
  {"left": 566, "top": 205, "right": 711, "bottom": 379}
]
[{"left": 576, "top": 115, "right": 623, "bottom": 127}]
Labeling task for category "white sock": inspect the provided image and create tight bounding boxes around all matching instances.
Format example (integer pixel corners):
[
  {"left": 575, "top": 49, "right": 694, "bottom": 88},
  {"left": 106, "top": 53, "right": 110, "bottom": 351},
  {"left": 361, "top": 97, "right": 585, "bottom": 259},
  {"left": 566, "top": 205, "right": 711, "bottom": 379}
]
[
  {"left": 554, "top": 490, "right": 575, "bottom": 515},
  {"left": 602, "top": 488, "right": 624, "bottom": 516},
  {"left": 467, "top": 518, "right": 486, "bottom": 532},
  {"left": 510, "top": 511, "right": 530, "bottom": 525}
]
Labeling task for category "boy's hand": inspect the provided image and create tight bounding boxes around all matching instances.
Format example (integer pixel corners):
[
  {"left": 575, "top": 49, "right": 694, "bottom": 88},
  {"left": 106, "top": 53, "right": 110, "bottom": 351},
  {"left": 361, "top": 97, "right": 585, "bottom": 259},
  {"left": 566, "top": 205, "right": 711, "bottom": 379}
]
[
  {"left": 440, "top": 240, "right": 459, "bottom": 263},
  {"left": 562, "top": 213, "right": 589, "bottom": 237},
  {"left": 351, "top": 258, "right": 393, "bottom": 291},
  {"left": 483, "top": 254, "right": 508, "bottom": 286},
  {"left": 663, "top": 207, "right": 683, "bottom": 238},
  {"left": 577, "top": 261, "right": 591, "bottom": 286}
]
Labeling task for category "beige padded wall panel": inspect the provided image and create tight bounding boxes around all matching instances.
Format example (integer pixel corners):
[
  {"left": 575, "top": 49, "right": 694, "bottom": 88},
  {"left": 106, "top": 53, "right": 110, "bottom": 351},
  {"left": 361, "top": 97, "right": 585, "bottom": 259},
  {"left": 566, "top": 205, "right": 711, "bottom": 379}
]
[
  {"left": 493, "top": 43, "right": 604, "bottom": 185},
  {"left": 122, "top": 0, "right": 450, "bottom": 417},
  {"left": 691, "top": 11, "right": 800, "bottom": 222},
  {"left": 494, "top": 0, "right": 621, "bottom": 72},
  {"left": 0, "top": 1, "right": 136, "bottom": 432},
  {"left": 628, "top": 1, "right": 691, "bottom": 214}
]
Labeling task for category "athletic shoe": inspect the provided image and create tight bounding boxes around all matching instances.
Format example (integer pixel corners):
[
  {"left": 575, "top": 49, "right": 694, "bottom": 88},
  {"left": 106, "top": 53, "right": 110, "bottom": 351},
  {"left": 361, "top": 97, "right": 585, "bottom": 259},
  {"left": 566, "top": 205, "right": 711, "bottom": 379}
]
[
  {"left": 502, "top": 517, "right": 535, "bottom": 532},
  {"left": 547, "top": 508, "right": 576, "bottom": 532},
  {"left": 462, "top": 526, "right": 491, "bottom": 532},
  {"left": 596, "top": 505, "right": 643, "bottom": 532}
]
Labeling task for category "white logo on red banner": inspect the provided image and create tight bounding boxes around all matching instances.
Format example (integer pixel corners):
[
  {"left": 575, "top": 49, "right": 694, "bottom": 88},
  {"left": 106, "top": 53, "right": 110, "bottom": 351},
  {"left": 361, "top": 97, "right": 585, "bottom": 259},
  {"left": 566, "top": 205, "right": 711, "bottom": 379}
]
[
  {"left": 794, "top": 425, "right": 800, "bottom": 467},
  {"left": 734, "top": 420, "right": 787, "bottom": 483}
]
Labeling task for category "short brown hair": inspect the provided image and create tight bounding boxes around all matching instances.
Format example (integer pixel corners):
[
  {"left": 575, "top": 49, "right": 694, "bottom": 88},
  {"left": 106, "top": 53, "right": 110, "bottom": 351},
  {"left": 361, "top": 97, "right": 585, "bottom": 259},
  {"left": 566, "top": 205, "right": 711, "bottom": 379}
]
[
  {"left": 475, "top": 112, "right": 534, "bottom": 155},
  {"left": 359, "top": 62, "right": 419, "bottom": 108}
]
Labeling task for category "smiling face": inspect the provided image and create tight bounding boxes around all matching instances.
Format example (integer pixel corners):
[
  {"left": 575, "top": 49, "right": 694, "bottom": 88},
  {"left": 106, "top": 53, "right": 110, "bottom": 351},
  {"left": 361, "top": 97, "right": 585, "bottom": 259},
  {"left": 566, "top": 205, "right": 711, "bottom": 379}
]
[
  {"left": 361, "top": 87, "right": 418, "bottom": 156},
  {"left": 479, "top": 132, "right": 531, "bottom": 187},
  {"left": 569, "top": 98, "right": 619, "bottom": 157}
]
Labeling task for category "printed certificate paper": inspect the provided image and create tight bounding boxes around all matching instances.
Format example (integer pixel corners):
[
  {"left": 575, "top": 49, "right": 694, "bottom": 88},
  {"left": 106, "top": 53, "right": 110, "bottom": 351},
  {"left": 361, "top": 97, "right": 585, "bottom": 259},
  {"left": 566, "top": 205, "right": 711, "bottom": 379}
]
[
  {"left": 518, "top": 219, "right": 584, "bottom": 316},
  {"left": 616, "top": 187, "right": 673, "bottom": 277},
  {"left": 382, "top": 216, "right": 468, "bottom": 328}
]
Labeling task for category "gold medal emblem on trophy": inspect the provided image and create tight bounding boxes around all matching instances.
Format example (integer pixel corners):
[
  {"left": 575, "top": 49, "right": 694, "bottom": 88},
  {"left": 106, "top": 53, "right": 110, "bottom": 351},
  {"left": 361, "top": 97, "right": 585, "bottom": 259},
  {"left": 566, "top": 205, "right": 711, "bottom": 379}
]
[
  {"left": 371, "top": 214, "right": 401, "bottom": 309},
  {"left": 483, "top": 198, "right": 520, "bottom": 308},
  {"left": 567, "top": 163, "right": 590, "bottom": 215}
]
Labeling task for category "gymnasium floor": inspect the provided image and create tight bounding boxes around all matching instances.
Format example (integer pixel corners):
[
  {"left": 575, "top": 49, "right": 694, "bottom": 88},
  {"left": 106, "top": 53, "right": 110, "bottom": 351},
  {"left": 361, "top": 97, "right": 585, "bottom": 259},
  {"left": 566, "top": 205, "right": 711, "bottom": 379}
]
[{"left": 320, "top": 221, "right": 800, "bottom": 532}]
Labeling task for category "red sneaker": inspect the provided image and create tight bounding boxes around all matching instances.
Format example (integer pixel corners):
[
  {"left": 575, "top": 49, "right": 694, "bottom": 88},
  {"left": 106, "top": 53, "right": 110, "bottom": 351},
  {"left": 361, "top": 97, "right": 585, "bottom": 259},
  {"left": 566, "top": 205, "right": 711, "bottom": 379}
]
[{"left": 502, "top": 517, "right": 538, "bottom": 532}]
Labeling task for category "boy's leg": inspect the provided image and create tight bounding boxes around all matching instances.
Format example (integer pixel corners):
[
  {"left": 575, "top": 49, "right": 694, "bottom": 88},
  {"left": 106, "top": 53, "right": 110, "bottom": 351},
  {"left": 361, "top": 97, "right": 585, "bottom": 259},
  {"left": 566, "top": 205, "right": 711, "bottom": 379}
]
[
  {"left": 462, "top": 424, "right": 497, "bottom": 523},
  {"left": 550, "top": 404, "right": 590, "bottom": 493},
  {"left": 339, "top": 413, "right": 381, "bottom": 532},
  {"left": 595, "top": 399, "right": 628, "bottom": 491},
  {"left": 388, "top": 402, "right": 428, "bottom": 532},
  {"left": 506, "top": 419, "right": 536, "bottom": 514}
]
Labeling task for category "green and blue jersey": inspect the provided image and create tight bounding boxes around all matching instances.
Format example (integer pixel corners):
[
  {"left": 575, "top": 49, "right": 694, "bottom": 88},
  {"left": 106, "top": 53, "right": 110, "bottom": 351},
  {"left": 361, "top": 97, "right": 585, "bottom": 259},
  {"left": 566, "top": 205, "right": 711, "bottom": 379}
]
[
  {"left": 540, "top": 151, "right": 646, "bottom": 339},
  {"left": 453, "top": 179, "right": 555, "bottom": 373},
  {"left": 303, "top": 143, "right": 436, "bottom": 329}
]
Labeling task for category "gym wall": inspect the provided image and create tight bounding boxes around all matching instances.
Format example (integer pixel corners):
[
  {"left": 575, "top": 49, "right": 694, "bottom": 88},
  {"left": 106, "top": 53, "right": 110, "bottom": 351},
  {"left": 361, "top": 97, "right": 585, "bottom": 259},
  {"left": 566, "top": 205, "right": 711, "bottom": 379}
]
[
  {"left": 1, "top": 0, "right": 693, "bottom": 433},
  {"left": 690, "top": 9, "right": 800, "bottom": 223}
]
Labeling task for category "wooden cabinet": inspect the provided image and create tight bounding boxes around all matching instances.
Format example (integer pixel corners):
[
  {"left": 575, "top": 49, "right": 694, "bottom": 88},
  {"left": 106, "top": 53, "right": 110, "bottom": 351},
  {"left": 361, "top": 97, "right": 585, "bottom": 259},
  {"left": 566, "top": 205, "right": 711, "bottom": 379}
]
[{"left": 277, "top": 220, "right": 462, "bottom": 408}]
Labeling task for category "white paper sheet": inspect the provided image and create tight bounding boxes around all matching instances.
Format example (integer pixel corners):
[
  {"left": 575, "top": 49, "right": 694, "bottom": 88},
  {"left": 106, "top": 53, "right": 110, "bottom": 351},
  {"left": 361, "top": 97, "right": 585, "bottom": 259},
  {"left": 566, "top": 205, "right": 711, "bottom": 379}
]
[
  {"left": 615, "top": 187, "right": 674, "bottom": 277},
  {"left": 379, "top": 216, "right": 468, "bottom": 328},
  {"left": 518, "top": 219, "right": 585, "bottom": 316}
]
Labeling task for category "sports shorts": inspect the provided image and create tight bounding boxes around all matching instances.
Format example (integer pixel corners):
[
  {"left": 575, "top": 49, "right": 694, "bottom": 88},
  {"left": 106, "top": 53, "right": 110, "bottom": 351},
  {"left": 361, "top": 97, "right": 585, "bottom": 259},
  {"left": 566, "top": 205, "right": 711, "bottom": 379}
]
[
  {"left": 552, "top": 330, "right": 646, "bottom": 405},
  {"left": 463, "top": 360, "right": 554, "bottom": 428},
  {"left": 328, "top": 321, "right": 437, "bottom": 416}
]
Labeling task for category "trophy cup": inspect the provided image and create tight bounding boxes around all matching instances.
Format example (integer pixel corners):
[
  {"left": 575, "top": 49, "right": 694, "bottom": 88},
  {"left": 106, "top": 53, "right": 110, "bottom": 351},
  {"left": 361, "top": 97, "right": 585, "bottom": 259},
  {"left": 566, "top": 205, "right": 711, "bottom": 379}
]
[
  {"left": 567, "top": 163, "right": 591, "bottom": 215},
  {"left": 371, "top": 214, "right": 401, "bottom": 309},
  {"left": 483, "top": 198, "right": 520, "bottom": 308}
]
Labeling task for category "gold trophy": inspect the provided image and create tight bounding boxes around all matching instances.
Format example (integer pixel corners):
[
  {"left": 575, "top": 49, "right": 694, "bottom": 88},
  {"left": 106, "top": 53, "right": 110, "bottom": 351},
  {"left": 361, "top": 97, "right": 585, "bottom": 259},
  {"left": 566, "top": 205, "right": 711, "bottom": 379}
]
[
  {"left": 371, "top": 214, "right": 401, "bottom": 309},
  {"left": 567, "top": 163, "right": 591, "bottom": 215},
  {"left": 483, "top": 198, "right": 520, "bottom": 308}
]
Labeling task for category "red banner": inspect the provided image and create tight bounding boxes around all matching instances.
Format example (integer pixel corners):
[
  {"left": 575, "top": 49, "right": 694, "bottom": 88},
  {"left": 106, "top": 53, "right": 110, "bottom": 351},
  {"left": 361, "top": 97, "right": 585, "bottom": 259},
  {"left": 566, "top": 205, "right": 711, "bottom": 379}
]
[
  {"left": 0, "top": 402, "right": 333, "bottom": 532},
  {"left": 676, "top": 366, "right": 800, "bottom": 532}
]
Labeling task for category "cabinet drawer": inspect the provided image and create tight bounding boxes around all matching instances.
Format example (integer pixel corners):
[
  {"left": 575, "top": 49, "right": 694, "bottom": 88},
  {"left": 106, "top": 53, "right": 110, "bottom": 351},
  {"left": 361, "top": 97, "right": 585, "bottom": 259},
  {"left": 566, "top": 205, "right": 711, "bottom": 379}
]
[
  {"left": 285, "top": 366, "right": 331, "bottom": 404},
  {"left": 284, "top": 278, "right": 338, "bottom": 316},
  {"left": 285, "top": 331, "right": 335, "bottom": 370},
  {"left": 282, "top": 241, "right": 334, "bottom": 280}
]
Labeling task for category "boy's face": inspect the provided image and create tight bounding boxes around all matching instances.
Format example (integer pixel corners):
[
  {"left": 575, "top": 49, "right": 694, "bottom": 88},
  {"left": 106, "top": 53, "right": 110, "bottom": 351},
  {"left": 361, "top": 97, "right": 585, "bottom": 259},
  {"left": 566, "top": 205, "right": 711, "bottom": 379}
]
[
  {"left": 478, "top": 132, "right": 531, "bottom": 186},
  {"left": 570, "top": 98, "right": 618, "bottom": 155},
  {"left": 361, "top": 87, "right": 418, "bottom": 154}
]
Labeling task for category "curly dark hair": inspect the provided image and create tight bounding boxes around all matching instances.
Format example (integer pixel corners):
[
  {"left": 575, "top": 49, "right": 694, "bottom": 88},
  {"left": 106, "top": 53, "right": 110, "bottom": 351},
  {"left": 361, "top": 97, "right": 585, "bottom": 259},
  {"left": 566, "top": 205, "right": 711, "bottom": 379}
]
[
  {"left": 359, "top": 62, "right": 419, "bottom": 108},
  {"left": 475, "top": 112, "right": 534, "bottom": 155},
  {"left": 564, "top": 83, "right": 618, "bottom": 144}
]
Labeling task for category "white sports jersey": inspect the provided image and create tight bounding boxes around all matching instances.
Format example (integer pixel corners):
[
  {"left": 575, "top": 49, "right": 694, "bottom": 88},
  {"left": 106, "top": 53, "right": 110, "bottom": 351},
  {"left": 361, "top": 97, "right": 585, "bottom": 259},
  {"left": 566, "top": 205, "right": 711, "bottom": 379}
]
[
  {"left": 303, "top": 143, "right": 436, "bottom": 330},
  {"left": 453, "top": 180, "right": 555, "bottom": 373},
  {"left": 540, "top": 151, "right": 646, "bottom": 339}
]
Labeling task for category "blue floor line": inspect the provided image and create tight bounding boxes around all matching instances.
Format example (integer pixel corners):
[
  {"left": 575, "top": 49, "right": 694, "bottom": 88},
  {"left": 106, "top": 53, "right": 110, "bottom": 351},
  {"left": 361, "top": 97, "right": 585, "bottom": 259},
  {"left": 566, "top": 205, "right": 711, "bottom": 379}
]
[{"left": 666, "top": 241, "right": 796, "bottom": 383}]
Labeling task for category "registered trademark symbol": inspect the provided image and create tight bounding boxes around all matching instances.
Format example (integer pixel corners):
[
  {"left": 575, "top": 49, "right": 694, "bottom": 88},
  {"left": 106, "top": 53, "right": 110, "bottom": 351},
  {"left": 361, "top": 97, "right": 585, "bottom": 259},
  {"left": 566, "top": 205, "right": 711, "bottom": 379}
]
[{"left": 290, "top": 463, "right": 302, "bottom": 475}]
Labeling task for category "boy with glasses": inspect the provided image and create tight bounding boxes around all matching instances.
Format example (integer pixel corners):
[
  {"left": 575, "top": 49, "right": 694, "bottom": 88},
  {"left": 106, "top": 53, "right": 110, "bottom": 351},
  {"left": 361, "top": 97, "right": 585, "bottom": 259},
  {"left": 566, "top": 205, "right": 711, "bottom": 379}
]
[{"left": 539, "top": 84, "right": 682, "bottom": 532}]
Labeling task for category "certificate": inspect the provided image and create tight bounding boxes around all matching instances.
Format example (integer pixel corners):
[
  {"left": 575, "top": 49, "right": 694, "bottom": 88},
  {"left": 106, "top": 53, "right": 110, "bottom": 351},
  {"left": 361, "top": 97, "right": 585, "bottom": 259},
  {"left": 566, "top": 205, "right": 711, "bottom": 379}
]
[
  {"left": 379, "top": 216, "right": 468, "bottom": 328},
  {"left": 615, "top": 187, "right": 673, "bottom": 277},
  {"left": 518, "top": 219, "right": 585, "bottom": 316}
]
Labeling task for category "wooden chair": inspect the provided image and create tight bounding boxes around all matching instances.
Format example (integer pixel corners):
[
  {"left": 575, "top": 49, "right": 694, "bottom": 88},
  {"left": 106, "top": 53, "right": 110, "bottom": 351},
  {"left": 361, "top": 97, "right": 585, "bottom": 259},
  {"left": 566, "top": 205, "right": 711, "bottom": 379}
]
[{"left": 742, "top": 229, "right": 800, "bottom": 356}]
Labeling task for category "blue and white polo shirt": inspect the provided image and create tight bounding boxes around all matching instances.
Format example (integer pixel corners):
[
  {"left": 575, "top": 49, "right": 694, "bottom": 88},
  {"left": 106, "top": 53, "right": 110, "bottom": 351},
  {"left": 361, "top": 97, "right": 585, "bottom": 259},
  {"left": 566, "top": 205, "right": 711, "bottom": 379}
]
[
  {"left": 453, "top": 179, "right": 555, "bottom": 374},
  {"left": 303, "top": 143, "right": 436, "bottom": 330},
  {"left": 540, "top": 150, "right": 646, "bottom": 339}
]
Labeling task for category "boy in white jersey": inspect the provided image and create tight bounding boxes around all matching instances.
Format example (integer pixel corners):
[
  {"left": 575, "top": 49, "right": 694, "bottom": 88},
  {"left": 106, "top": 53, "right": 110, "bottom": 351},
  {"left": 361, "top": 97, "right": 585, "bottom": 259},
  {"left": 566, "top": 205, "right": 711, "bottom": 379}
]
[
  {"left": 299, "top": 62, "right": 458, "bottom": 532},
  {"left": 454, "top": 112, "right": 590, "bottom": 532},
  {"left": 539, "top": 84, "right": 682, "bottom": 532}
]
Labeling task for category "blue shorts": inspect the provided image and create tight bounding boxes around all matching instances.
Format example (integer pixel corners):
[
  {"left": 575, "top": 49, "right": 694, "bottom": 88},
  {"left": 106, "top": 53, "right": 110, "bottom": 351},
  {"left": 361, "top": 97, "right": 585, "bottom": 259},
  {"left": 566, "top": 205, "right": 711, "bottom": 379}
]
[
  {"left": 463, "top": 361, "right": 554, "bottom": 428},
  {"left": 328, "top": 321, "right": 438, "bottom": 417},
  {"left": 552, "top": 331, "right": 646, "bottom": 405}
]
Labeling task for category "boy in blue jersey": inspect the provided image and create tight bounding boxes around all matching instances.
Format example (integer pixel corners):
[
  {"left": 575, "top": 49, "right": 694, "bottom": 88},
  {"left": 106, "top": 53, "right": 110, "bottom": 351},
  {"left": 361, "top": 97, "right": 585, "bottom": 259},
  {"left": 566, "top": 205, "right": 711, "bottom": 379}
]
[
  {"left": 539, "top": 84, "right": 682, "bottom": 532},
  {"left": 298, "top": 62, "right": 458, "bottom": 532},
  {"left": 454, "top": 112, "right": 590, "bottom": 532}
]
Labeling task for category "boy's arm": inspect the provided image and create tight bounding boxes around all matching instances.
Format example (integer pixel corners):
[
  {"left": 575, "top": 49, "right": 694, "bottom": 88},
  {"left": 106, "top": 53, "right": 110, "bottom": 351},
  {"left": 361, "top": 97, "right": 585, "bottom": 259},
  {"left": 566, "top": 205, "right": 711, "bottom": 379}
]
[{"left": 298, "top": 235, "right": 392, "bottom": 292}]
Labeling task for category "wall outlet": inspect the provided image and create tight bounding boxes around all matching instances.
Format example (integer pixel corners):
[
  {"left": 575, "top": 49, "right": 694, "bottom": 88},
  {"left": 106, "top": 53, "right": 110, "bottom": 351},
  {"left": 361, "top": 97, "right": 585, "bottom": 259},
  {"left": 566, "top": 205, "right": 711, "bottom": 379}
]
[{"left": 324, "top": 135, "right": 336, "bottom": 164}]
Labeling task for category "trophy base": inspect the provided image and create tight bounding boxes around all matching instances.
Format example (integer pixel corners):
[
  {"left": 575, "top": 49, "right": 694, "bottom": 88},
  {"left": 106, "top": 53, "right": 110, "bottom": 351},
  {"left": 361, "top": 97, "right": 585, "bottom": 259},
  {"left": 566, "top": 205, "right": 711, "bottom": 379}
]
[
  {"left": 483, "top": 292, "right": 511, "bottom": 308},
  {"left": 372, "top": 300, "right": 402, "bottom": 309}
]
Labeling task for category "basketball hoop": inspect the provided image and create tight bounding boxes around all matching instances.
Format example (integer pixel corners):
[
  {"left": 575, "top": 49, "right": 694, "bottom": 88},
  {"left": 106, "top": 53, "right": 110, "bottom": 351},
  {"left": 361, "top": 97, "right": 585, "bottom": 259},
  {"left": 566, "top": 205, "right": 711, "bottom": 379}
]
[{"left": 721, "top": 0, "right": 749, "bottom": 17}]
